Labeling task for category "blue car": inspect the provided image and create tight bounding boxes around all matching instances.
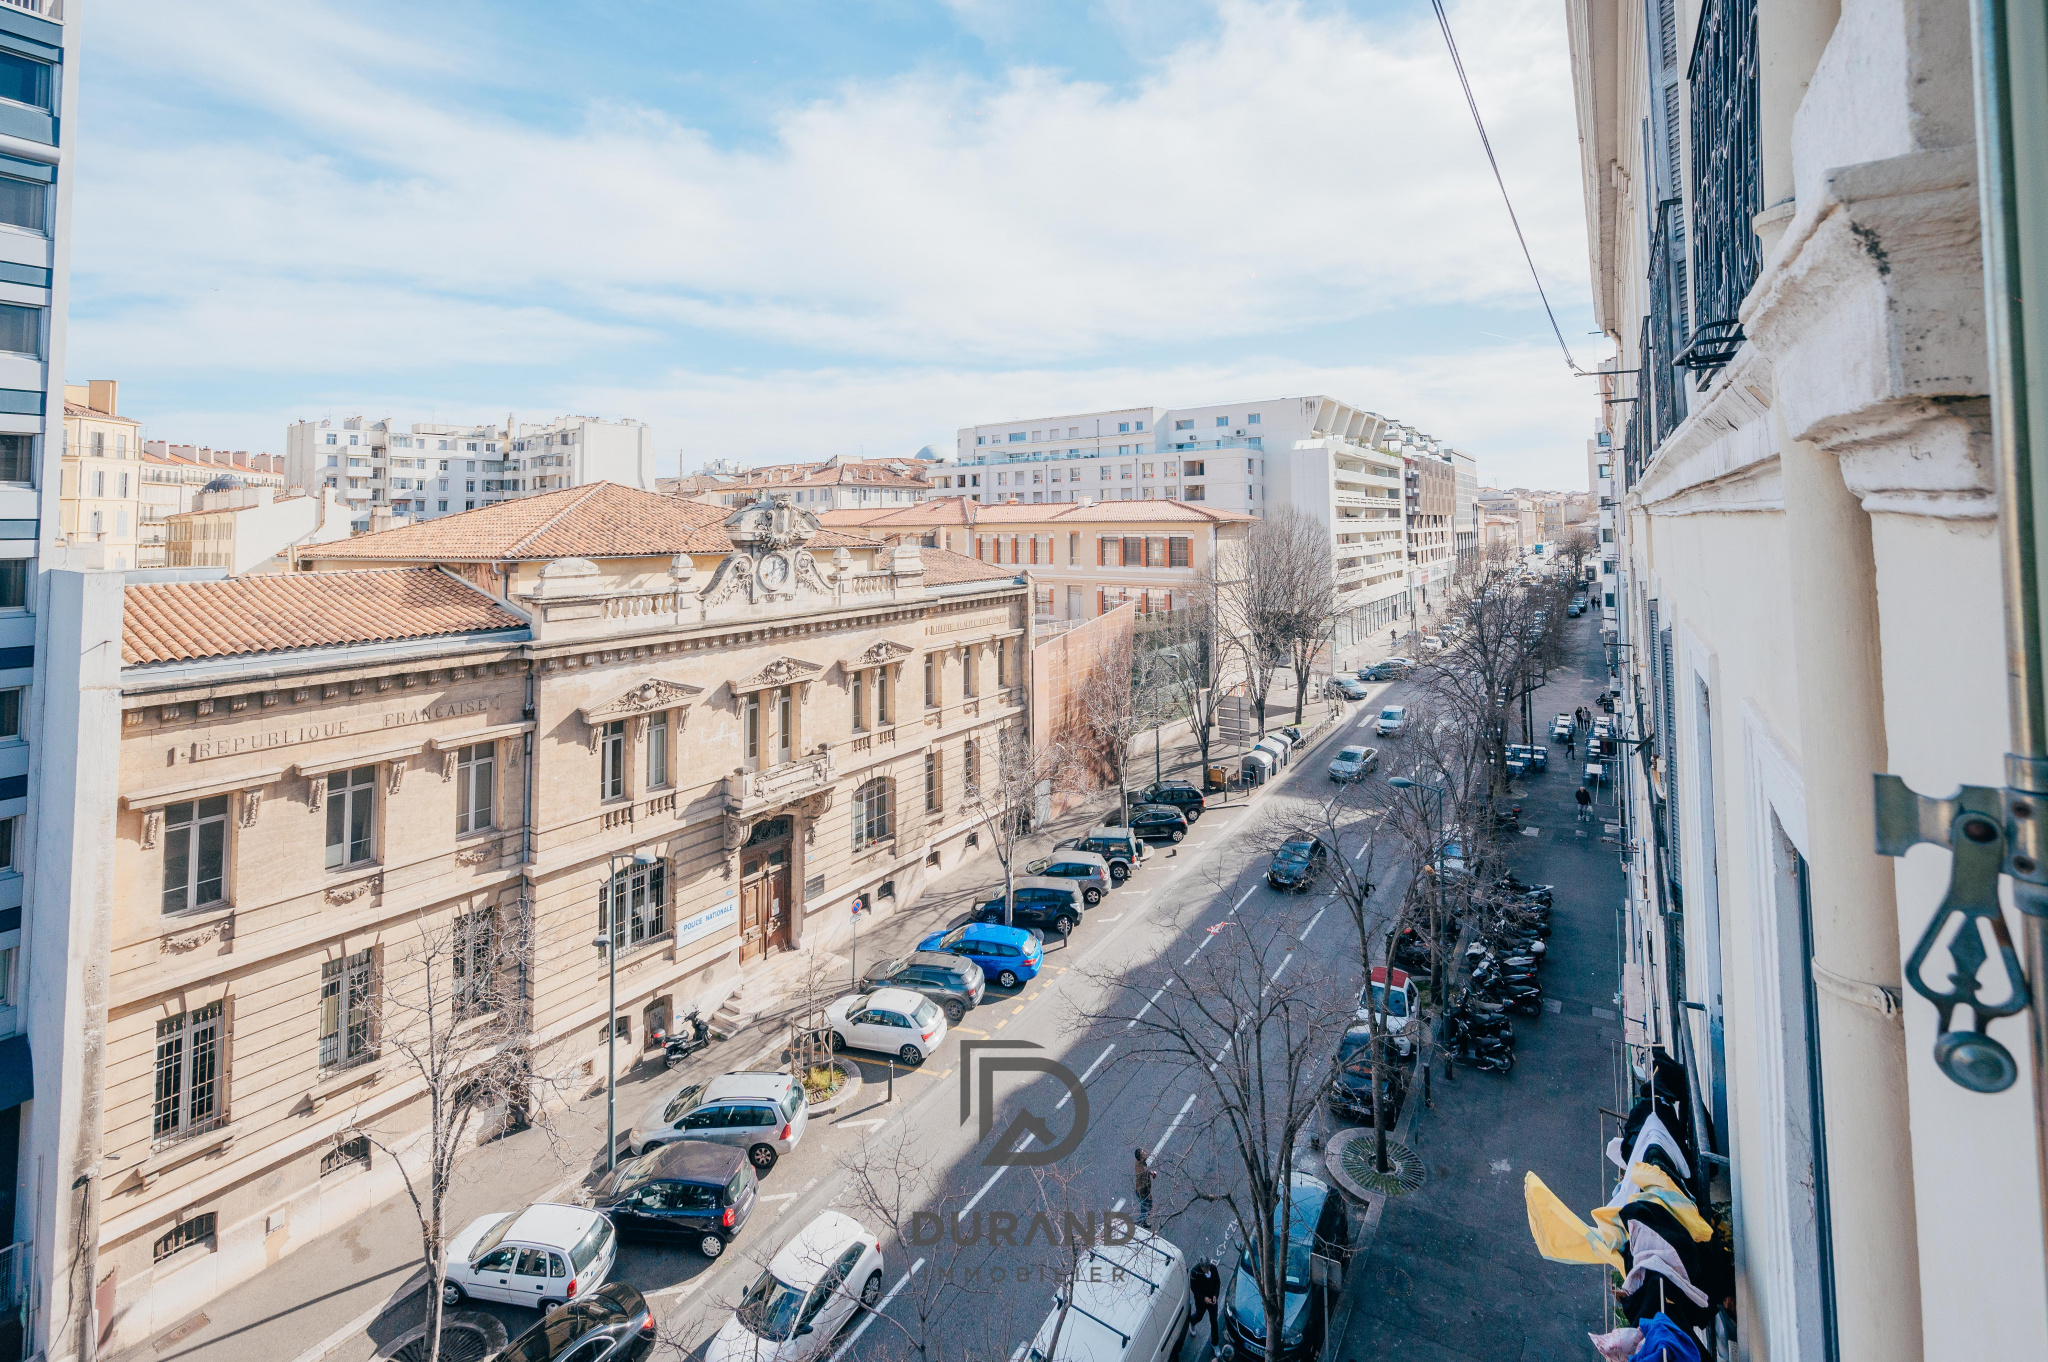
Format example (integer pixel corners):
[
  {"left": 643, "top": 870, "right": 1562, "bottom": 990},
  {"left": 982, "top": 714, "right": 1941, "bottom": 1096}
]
[{"left": 916, "top": 922, "right": 1044, "bottom": 989}]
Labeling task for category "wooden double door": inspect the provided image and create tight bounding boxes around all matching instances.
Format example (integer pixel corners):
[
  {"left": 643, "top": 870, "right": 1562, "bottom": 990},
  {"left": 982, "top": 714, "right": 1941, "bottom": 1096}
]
[{"left": 740, "top": 841, "right": 792, "bottom": 963}]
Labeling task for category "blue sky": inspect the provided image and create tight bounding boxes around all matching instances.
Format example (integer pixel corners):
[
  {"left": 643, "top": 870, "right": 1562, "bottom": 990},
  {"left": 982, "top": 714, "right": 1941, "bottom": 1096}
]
[{"left": 67, "top": 0, "right": 1603, "bottom": 488}]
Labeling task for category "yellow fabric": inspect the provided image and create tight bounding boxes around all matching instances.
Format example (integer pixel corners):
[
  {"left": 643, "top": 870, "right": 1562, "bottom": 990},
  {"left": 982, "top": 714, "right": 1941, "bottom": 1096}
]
[
  {"left": 1625, "top": 1163, "right": 1714, "bottom": 1242},
  {"left": 1524, "top": 1171, "right": 1625, "bottom": 1268}
]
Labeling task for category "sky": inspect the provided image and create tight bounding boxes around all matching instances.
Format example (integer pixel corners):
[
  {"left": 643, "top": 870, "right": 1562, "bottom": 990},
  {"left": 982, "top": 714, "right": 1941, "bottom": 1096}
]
[{"left": 66, "top": 0, "right": 1605, "bottom": 490}]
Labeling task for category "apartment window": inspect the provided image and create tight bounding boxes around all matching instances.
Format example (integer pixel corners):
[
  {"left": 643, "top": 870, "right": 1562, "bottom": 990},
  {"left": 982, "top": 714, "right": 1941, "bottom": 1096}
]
[
  {"left": 153, "top": 1002, "right": 224, "bottom": 1141},
  {"left": 1247, "top": 413, "right": 1260, "bottom": 424},
  {"left": 0, "top": 174, "right": 46, "bottom": 235},
  {"left": 1145, "top": 537, "right": 1165, "bottom": 567},
  {"left": 88, "top": 510, "right": 101, "bottom": 535},
  {"left": 162, "top": 796, "right": 229, "bottom": 914},
  {"left": 1008, "top": 433, "right": 1026, "bottom": 443},
  {"left": 1174, "top": 420, "right": 1193, "bottom": 431},
  {"left": 1097, "top": 536, "right": 1113, "bottom": 567},
  {"left": 0, "top": 687, "right": 17, "bottom": 740},
  {"left": 324, "top": 766, "right": 376, "bottom": 869},
  {"left": 600, "top": 719, "right": 627, "bottom": 799},
  {"left": 647, "top": 712, "right": 670, "bottom": 788},
  {"left": 453, "top": 908, "right": 496, "bottom": 1018},
  {"left": 1168, "top": 536, "right": 1191, "bottom": 568},
  {"left": 976, "top": 436, "right": 986, "bottom": 445},
  {"left": 924, "top": 752, "right": 940, "bottom": 814},
  {"left": 875, "top": 669, "right": 891, "bottom": 725},
  {"left": 924, "top": 653, "right": 937, "bottom": 708},
  {"left": 851, "top": 671, "right": 866, "bottom": 731},
  {"left": 1068, "top": 532, "right": 1080, "bottom": 565},
  {"left": 91, "top": 468, "right": 104, "bottom": 495},
  {"left": 1118, "top": 422, "right": 1130, "bottom": 433},
  {"left": 1246, "top": 458, "right": 1255, "bottom": 474},
  {"left": 0, "top": 433, "right": 30, "bottom": 483},
  {"left": 0, "top": 50, "right": 49, "bottom": 112},
  {"left": 996, "top": 638, "right": 1009, "bottom": 688},
  {"left": 744, "top": 693, "right": 761, "bottom": 763},
  {"left": 319, "top": 949, "right": 376, "bottom": 1071},
  {"left": 1117, "top": 445, "right": 1129, "bottom": 456},
  {"left": 465, "top": 481, "right": 475, "bottom": 492},
  {"left": 1099, "top": 466, "right": 1111, "bottom": 482},
  {"left": 853, "top": 777, "right": 892, "bottom": 849},
  {"left": 153, "top": 1214, "right": 216, "bottom": 1265},
  {"left": 349, "top": 435, "right": 358, "bottom": 446},
  {"left": 775, "top": 686, "right": 794, "bottom": 763},
  {"left": 1120, "top": 466, "right": 1132, "bottom": 480},
  {"left": 1185, "top": 460, "right": 1205, "bottom": 476},
  {"left": 325, "top": 433, "right": 338, "bottom": 446},
  {"left": 1122, "top": 536, "right": 1143, "bottom": 566},
  {"left": 963, "top": 646, "right": 978, "bottom": 697},
  {"left": 1184, "top": 485, "right": 1205, "bottom": 502},
  {"left": 322, "top": 1135, "right": 372, "bottom": 1177},
  {"left": 601, "top": 860, "right": 668, "bottom": 952},
  {"left": 1216, "top": 417, "right": 1229, "bottom": 427},
  {"left": 1141, "top": 463, "right": 1154, "bottom": 478},
  {"left": 455, "top": 742, "right": 495, "bottom": 834},
  {"left": 1134, "top": 421, "right": 1145, "bottom": 431}
]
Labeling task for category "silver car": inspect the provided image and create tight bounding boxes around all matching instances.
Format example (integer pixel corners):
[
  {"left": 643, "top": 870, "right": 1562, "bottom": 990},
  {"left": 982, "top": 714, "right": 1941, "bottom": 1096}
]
[
  {"left": 1327, "top": 745, "right": 1378, "bottom": 781},
  {"left": 1024, "top": 848, "right": 1112, "bottom": 904},
  {"left": 651, "top": 1072, "right": 810, "bottom": 1174}
]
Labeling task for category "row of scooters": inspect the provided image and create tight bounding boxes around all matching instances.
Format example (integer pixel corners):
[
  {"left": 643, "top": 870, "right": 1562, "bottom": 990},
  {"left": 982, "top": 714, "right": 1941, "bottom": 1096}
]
[{"left": 1446, "top": 874, "right": 1556, "bottom": 1073}]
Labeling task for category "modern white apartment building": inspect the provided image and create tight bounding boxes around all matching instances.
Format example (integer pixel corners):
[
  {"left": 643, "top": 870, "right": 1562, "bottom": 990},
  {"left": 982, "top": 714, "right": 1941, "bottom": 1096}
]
[
  {"left": 1451, "top": 449, "right": 1479, "bottom": 557},
  {"left": 947, "top": 396, "right": 1450, "bottom": 647},
  {"left": 287, "top": 414, "right": 657, "bottom": 530}
]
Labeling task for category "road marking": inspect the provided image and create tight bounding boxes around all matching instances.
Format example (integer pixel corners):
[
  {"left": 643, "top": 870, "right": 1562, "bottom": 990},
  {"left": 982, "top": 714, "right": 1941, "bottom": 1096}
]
[
  {"left": 1233, "top": 885, "right": 1259, "bottom": 912},
  {"left": 1059, "top": 1043, "right": 1116, "bottom": 1109},
  {"left": 1110, "top": 1198, "right": 1126, "bottom": 1213},
  {"left": 646, "top": 1279, "right": 704, "bottom": 1301},
  {"left": 1154, "top": 1093, "right": 1198, "bottom": 1156},
  {"left": 828, "top": 1258, "right": 927, "bottom": 1362},
  {"left": 1096, "top": 914, "right": 1124, "bottom": 922},
  {"left": 959, "top": 1134, "right": 1035, "bottom": 1215},
  {"left": 1299, "top": 906, "right": 1327, "bottom": 942},
  {"left": 1127, "top": 986, "right": 1167, "bottom": 1029},
  {"left": 758, "top": 1191, "right": 802, "bottom": 1202},
  {"left": 953, "top": 1026, "right": 989, "bottom": 1037},
  {"left": 1011, "top": 1003, "right": 1027, "bottom": 1014},
  {"left": 994, "top": 1019, "right": 1008, "bottom": 1030},
  {"left": 838, "top": 1118, "right": 888, "bottom": 1132}
]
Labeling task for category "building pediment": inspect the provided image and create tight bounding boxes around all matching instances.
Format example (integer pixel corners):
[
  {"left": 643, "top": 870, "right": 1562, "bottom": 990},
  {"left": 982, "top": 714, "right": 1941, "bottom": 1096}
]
[
  {"left": 729, "top": 656, "right": 826, "bottom": 694},
  {"left": 579, "top": 677, "right": 707, "bottom": 725},
  {"left": 839, "top": 639, "right": 917, "bottom": 675}
]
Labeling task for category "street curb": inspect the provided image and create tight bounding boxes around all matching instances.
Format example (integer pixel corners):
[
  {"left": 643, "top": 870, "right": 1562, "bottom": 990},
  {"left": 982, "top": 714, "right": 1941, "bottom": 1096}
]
[{"left": 284, "top": 1268, "right": 428, "bottom": 1362}]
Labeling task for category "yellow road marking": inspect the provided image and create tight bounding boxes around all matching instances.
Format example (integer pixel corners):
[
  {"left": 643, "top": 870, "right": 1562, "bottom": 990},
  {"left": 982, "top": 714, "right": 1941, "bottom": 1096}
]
[
  {"left": 994, "top": 1019, "right": 1009, "bottom": 1030},
  {"left": 1011, "top": 1003, "right": 1027, "bottom": 1014},
  {"left": 953, "top": 1026, "right": 989, "bottom": 1038}
]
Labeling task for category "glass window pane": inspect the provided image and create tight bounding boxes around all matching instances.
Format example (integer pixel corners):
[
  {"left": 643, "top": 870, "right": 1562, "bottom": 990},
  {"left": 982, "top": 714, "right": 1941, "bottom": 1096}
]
[
  {"left": 0, "top": 303, "right": 39, "bottom": 358},
  {"left": 0, "top": 434, "right": 30, "bottom": 483},
  {"left": 0, "top": 53, "right": 49, "bottom": 111},
  {"left": 349, "top": 784, "right": 373, "bottom": 863},
  {"left": 163, "top": 821, "right": 191, "bottom": 915},
  {"left": 196, "top": 818, "right": 225, "bottom": 907},
  {"left": 0, "top": 177, "right": 43, "bottom": 235}
]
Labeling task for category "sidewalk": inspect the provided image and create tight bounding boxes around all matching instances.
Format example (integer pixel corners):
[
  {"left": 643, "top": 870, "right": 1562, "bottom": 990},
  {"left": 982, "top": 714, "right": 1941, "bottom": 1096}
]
[{"left": 1335, "top": 616, "right": 1627, "bottom": 1360}]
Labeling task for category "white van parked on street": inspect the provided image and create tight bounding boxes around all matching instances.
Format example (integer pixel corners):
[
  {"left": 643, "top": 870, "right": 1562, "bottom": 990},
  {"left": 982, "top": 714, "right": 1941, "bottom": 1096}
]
[{"left": 1022, "top": 1228, "right": 1190, "bottom": 1362}]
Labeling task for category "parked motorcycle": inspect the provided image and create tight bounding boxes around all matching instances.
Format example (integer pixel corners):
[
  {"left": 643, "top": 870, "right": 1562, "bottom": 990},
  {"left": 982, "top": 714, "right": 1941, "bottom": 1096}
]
[
  {"left": 1448, "top": 1025, "right": 1515, "bottom": 1072},
  {"left": 1496, "top": 874, "right": 1554, "bottom": 902},
  {"left": 658, "top": 1008, "right": 715, "bottom": 1068}
]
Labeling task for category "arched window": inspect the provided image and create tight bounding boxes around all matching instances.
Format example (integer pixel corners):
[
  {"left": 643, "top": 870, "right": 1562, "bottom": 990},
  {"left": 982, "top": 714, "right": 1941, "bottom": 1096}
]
[{"left": 852, "top": 777, "right": 891, "bottom": 850}]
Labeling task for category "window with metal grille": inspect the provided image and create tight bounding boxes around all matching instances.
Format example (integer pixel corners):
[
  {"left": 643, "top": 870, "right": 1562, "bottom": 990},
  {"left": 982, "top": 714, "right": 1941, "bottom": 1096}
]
[
  {"left": 153, "top": 1213, "right": 216, "bottom": 1263},
  {"left": 153, "top": 1002, "right": 224, "bottom": 1142},
  {"left": 321, "top": 1135, "right": 371, "bottom": 1177},
  {"left": 453, "top": 909, "right": 496, "bottom": 1018},
  {"left": 1682, "top": 0, "right": 1761, "bottom": 371},
  {"left": 1168, "top": 536, "right": 1191, "bottom": 568},
  {"left": 456, "top": 743, "right": 494, "bottom": 834},
  {"left": 853, "top": 777, "right": 892, "bottom": 849},
  {"left": 1122, "top": 536, "right": 1143, "bottom": 566},
  {"left": 320, "top": 949, "right": 375, "bottom": 1071},
  {"left": 163, "top": 796, "right": 229, "bottom": 914},
  {"left": 601, "top": 861, "right": 668, "bottom": 953},
  {"left": 325, "top": 766, "right": 376, "bottom": 869}
]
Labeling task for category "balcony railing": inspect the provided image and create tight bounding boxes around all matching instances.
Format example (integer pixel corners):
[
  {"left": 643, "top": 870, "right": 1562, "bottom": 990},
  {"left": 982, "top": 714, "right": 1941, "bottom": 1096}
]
[
  {"left": 1646, "top": 197, "right": 1690, "bottom": 447},
  {"left": 1679, "top": 0, "right": 1761, "bottom": 373}
]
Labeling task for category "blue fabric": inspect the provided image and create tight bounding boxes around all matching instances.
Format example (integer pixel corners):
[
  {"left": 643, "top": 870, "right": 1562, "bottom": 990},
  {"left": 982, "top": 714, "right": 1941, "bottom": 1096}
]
[{"left": 1628, "top": 1313, "right": 1701, "bottom": 1362}]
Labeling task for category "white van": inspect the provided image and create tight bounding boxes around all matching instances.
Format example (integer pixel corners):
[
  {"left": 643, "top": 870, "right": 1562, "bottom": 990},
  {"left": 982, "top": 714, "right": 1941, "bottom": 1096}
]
[{"left": 1022, "top": 1228, "right": 1190, "bottom": 1362}]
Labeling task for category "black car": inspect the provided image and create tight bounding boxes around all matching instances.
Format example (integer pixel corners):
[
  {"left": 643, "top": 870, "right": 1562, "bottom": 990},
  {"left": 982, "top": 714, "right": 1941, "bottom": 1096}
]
[
  {"left": 1135, "top": 780, "right": 1207, "bottom": 821},
  {"left": 1225, "top": 1174, "right": 1350, "bottom": 1362},
  {"left": 978, "top": 880, "right": 1083, "bottom": 936},
  {"left": 499, "top": 1282, "right": 656, "bottom": 1362},
  {"left": 1328, "top": 1027, "right": 1406, "bottom": 1126},
  {"left": 1124, "top": 803, "right": 1189, "bottom": 842},
  {"left": 592, "top": 1141, "right": 757, "bottom": 1258},
  {"left": 860, "top": 951, "right": 986, "bottom": 1022},
  {"left": 1267, "top": 836, "right": 1328, "bottom": 891}
]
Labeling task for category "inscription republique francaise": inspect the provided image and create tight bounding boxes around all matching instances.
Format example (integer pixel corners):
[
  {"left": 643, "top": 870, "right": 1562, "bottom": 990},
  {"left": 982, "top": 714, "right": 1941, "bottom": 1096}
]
[{"left": 177, "top": 697, "right": 492, "bottom": 763}]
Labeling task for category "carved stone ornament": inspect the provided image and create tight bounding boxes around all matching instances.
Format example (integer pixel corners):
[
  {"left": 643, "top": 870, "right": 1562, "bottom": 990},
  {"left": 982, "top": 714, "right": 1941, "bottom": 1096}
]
[
  {"left": 442, "top": 749, "right": 458, "bottom": 781},
  {"left": 239, "top": 790, "right": 262, "bottom": 828},
  {"left": 325, "top": 875, "right": 383, "bottom": 905},
  {"left": 385, "top": 760, "right": 406, "bottom": 796},
  {"left": 455, "top": 839, "right": 500, "bottom": 867},
  {"left": 141, "top": 810, "right": 163, "bottom": 850},
  {"left": 723, "top": 813, "right": 756, "bottom": 855},
  {"left": 161, "top": 915, "right": 234, "bottom": 956},
  {"left": 840, "top": 639, "right": 916, "bottom": 677},
  {"left": 701, "top": 551, "right": 755, "bottom": 607},
  {"left": 724, "top": 494, "right": 820, "bottom": 554},
  {"left": 581, "top": 678, "right": 707, "bottom": 726},
  {"left": 730, "top": 656, "right": 826, "bottom": 695},
  {"left": 308, "top": 778, "right": 325, "bottom": 812}
]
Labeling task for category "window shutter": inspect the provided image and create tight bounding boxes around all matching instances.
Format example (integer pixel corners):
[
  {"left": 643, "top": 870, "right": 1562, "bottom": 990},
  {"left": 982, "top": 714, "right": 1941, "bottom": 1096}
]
[{"left": 1661, "top": 625, "right": 1680, "bottom": 872}]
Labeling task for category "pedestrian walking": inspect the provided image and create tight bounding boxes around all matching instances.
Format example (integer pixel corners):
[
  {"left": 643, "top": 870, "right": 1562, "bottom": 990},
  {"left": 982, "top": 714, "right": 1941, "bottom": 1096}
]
[
  {"left": 1565, "top": 732, "right": 1577, "bottom": 759},
  {"left": 1576, "top": 785, "right": 1593, "bottom": 821},
  {"left": 1134, "top": 1147, "right": 1155, "bottom": 1228},
  {"left": 1189, "top": 1259, "right": 1223, "bottom": 1349}
]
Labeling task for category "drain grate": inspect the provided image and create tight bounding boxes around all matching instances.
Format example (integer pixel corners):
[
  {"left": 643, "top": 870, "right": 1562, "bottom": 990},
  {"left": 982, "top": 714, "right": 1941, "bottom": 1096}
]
[{"left": 381, "top": 1312, "right": 506, "bottom": 1362}]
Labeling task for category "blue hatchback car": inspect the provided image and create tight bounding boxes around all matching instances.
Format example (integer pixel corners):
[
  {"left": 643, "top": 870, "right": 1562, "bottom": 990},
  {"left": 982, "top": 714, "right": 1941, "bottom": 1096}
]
[{"left": 916, "top": 922, "right": 1044, "bottom": 989}]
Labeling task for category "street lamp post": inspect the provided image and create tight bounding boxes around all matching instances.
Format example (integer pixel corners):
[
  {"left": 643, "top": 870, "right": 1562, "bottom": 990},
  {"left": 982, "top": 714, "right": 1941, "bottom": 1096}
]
[
  {"left": 1389, "top": 776, "right": 1451, "bottom": 1092},
  {"left": 594, "top": 848, "right": 659, "bottom": 1172}
]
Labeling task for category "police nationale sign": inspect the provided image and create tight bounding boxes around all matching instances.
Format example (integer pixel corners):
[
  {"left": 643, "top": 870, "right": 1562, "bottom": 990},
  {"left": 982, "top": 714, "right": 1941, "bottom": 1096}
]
[{"left": 674, "top": 895, "right": 739, "bottom": 951}]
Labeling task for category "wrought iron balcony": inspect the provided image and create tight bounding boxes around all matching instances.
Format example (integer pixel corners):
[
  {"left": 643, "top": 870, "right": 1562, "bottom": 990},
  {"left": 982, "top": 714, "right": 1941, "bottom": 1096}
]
[
  {"left": 1646, "top": 198, "right": 1690, "bottom": 446},
  {"left": 1679, "top": 0, "right": 1761, "bottom": 373}
]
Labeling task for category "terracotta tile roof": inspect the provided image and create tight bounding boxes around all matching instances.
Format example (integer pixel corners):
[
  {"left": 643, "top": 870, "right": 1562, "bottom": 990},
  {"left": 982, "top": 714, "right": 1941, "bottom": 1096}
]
[
  {"left": 64, "top": 402, "right": 141, "bottom": 424},
  {"left": 821, "top": 497, "right": 1254, "bottom": 528},
  {"left": 919, "top": 548, "right": 1022, "bottom": 587},
  {"left": 123, "top": 568, "right": 527, "bottom": 666},
  {"left": 305, "top": 482, "right": 879, "bottom": 562}
]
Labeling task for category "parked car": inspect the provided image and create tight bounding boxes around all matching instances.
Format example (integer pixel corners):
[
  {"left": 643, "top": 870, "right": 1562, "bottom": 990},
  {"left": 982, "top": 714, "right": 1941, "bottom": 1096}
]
[
  {"left": 498, "top": 1283, "right": 655, "bottom": 1362},
  {"left": 1375, "top": 705, "right": 1409, "bottom": 736},
  {"left": 859, "top": 951, "right": 985, "bottom": 1022},
  {"left": 1329, "top": 675, "right": 1369, "bottom": 701},
  {"left": 705, "top": 1212, "right": 886, "bottom": 1362},
  {"left": 1125, "top": 803, "right": 1190, "bottom": 842},
  {"left": 1327, "top": 1027, "right": 1407, "bottom": 1126},
  {"left": 1267, "top": 836, "right": 1329, "bottom": 891},
  {"left": 917, "top": 921, "right": 1044, "bottom": 988},
  {"left": 1059, "top": 828, "right": 1149, "bottom": 881},
  {"left": 627, "top": 1077, "right": 709, "bottom": 1157},
  {"left": 1223, "top": 1174, "right": 1350, "bottom": 1362},
  {"left": 1566, "top": 600, "right": 1585, "bottom": 617},
  {"left": 1024, "top": 848, "right": 1112, "bottom": 903},
  {"left": 1327, "top": 744, "right": 1378, "bottom": 782},
  {"left": 1136, "top": 779, "right": 1208, "bottom": 821},
  {"left": 592, "top": 1140, "right": 758, "bottom": 1258},
  {"left": 1020, "top": 1227, "right": 1189, "bottom": 1362},
  {"left": 1354, "top": 965, "right": 1420, "bottom": 1056},
  {"left": 443, "top": 1203, "right": 618, "bottom": 1310},
  {"left": 661, "top": 1072, "right": 811, "bottom": 1173},
  {"left": 826, "top": 986, "right": 949, "bottom": 1065},
  {"left": 978, "top": 878, "right": 1084, "bottom": 936}
]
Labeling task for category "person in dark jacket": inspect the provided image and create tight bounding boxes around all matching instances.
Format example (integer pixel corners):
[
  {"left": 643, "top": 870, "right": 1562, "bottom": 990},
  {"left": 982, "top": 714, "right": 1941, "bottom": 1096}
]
[
  {"left": 1576, "top": 786, "right": 1593, "bottom": 821},
  {"left": 1134, "top": 1148, "right": 1155, "bottom": 1227},
  {"left": 1188, "top": 1259, "right": 1222, "bottom": 1347}
]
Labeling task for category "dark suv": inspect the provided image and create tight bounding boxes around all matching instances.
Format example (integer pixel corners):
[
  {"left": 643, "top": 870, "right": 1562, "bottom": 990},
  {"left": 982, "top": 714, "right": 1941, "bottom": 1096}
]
[
  {"left": 592, "top": 1141, "right": 757, "bottom": 1259},
  {"left": 1267, "top": 836, "right": 1329, "bottom": 891},
  {"left": 499, "top": 1283, "right": 655, "bottom": 1361},
  {"left": 860, "top": 951, "right": 986, "bottom": 1022},
  {"left": 1124, "top": 803, "right": 1189, "bottom": 842},
  {"left": 1135, "top": 780, "right": 1207, "bottom": 822},
  {"left": 978, "top": 879, "right": 1084, "bottom": 936}
]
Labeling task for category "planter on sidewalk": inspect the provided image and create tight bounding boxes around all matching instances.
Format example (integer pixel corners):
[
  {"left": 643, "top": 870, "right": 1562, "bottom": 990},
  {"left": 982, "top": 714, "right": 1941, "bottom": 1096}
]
[{"left": 798, "top": 1057, "right": 864, "bottom": 1115}]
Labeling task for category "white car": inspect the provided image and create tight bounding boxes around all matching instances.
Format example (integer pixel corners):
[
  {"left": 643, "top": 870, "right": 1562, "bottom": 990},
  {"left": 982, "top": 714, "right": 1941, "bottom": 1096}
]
[
  {"left": 442, "top": 1203, "right": 617, "bottom": 1310},
  {"left": 705, "top": 1211, "right": 886, "bottom": 1362},
  {"left": 826, "top": 986, "right": 949, "bottom": 1065},
  {"left": 1375, "top": 705, "right": 1408, "bottom": 736}
]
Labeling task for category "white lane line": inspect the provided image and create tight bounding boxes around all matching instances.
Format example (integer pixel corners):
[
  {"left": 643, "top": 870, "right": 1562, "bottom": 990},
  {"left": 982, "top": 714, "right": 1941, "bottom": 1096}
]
[
  {"left": 1126, "top": 987, "right": 1166, "bottom": 1029},
  {"left": 1299, "top": 906, "right": 1327, "bottom": 942},
  {"left": 646, "top": 1279, "right": 703, "bottom": 1301},
  {"left": 959, "top": 1134, "right": 1034, "bottom": 1216},
  {"left": 1232, "top": 885, "right": 1258, "bottom": 913},
  {"left": 837, "top": 1118, "right": 887, "bottom": 1132},
  {"left": 1096, "top": 914, "right": 1124, "bottom": 923},
  {"left": 828, "top": 1258, "right": 927, "bottom": 1362},
  {"left": 758, "top": 1191, "right": 802, "bottom": 1203},
  {"left": 1057, "top": 1043, "right": 1116, "bottom": 1109},
  {"left": 1110, "top": 1198, "right": 1127, "bottom": 1213},
  {"left": 1153, "top": 1093, "right": 1198, "bottom": 1157}
]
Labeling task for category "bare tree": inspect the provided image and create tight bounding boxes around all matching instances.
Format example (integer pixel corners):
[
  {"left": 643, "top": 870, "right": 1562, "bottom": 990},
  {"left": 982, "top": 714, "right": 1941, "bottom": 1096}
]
[
  {"left": 1151, "top": 585, "right": 1234, "bottom": 776},
  {"left": 1212, "top": 532, "right": 1288, "bottom": 740},
  {"left": 963, "top": 723, "right": 1076, "bottom": 927},
  {"left": 1259, "top": 508, "right": 1342, "bottom": 725},
  {"left": 1074, "top": 627, "right": 1165, "bottom": 818},
  {"left": 329, "top": 904, "right": 569, "bottom": 1362},
  {"left": 1553, "top": 525, "right": 1597, "bottom": 588},
  {"left": 1079, "top": 913, "right": 1354, "bottom": 1362}
]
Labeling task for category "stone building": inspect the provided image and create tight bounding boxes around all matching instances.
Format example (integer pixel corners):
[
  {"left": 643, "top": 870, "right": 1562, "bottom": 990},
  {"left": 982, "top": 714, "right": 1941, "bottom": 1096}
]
[{"left": 50, "top": 484, "right": 1025, "bottom": 1349}]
